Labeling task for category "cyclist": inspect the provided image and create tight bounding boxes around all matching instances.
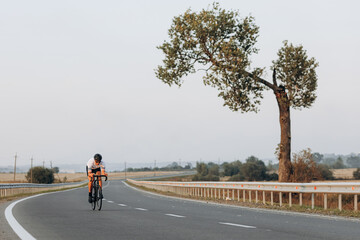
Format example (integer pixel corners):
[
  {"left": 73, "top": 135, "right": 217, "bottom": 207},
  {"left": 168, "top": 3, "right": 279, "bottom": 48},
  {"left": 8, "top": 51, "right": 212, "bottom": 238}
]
[{"left": 87, "top": 153, "right": 108, "bottom": 203}]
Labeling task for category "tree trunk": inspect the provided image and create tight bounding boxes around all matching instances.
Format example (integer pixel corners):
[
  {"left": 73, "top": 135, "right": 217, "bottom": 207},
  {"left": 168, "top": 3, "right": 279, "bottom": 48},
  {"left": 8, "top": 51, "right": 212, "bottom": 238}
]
[{"left": 275, "top": 89, "right": 292, "bottom": 182}]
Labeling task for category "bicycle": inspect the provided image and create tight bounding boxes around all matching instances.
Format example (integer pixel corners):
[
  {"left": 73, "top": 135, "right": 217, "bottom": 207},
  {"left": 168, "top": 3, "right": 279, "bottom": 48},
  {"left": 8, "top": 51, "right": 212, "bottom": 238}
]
[{"left": 90, "top": 174, "right": 107, "bottom": 211}]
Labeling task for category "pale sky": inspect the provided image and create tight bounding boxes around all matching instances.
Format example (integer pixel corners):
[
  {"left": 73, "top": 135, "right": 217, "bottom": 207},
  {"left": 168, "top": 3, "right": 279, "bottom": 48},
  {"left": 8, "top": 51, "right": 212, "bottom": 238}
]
[{"left": 1, "top": 0, "right": 359, "bottom": 169}]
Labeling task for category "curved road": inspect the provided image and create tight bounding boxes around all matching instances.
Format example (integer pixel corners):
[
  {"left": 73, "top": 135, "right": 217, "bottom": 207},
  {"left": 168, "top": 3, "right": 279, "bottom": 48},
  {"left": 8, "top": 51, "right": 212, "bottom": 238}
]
[{"left": 5, "top": 180, "right": 360, "bottom": 239}]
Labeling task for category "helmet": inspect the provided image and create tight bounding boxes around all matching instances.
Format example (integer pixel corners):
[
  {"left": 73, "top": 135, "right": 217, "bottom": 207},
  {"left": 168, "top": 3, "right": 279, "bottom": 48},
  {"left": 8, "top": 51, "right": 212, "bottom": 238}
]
[{"left": 94, "top": 153, "right": 102, "bottom": 161}]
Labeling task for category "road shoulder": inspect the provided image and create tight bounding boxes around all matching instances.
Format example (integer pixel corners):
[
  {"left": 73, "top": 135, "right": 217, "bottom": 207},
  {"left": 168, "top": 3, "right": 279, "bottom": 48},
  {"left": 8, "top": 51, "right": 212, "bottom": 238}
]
[{"left": 0, "top": 200, "right": 21, "bottom": 240}]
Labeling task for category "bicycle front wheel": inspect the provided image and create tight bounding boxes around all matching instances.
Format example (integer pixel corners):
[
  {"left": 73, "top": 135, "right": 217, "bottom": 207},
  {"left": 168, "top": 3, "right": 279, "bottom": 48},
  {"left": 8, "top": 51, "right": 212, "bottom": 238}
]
[
  {"left": 91, "top": 185, "right": 97, "bottom": 210},
  {"left": 97, "top": 187, "right": 102, "bottom": 210}
]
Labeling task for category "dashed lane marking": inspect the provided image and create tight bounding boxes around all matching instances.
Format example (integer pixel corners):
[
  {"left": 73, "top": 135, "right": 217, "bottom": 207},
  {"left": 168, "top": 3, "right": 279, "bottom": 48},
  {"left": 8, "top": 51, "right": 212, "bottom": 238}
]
[
  {"left": 135, "top": 208, "right": 148, "bottom": 211},
  {"left": 219, "top": 222, "right": 256, "bottom": 229},
  {"left": 165, "top": 214, "right": 186, "bottom": 218},
  {"left": 118, "top": 204, "right": 127, "bottom": 207}
]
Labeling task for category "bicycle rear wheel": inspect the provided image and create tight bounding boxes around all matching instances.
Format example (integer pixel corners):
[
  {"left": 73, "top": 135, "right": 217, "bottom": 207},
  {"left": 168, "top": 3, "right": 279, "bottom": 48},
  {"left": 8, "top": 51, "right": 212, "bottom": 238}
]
[
  {"left": 91, "top": 184, "right": 96, "bottom": 210},
  {"left": 97, "top": 187, "right": 102, "bottom": 210}
]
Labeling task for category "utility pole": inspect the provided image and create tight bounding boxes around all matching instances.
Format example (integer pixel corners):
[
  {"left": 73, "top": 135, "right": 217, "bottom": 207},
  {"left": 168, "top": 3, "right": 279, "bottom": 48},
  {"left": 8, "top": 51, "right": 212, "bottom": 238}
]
[
  {"left": 43, "top": 161, "right": 45, "bottom": 168},
  {"left": 14, "top": 153, "right": 17, "bottom": 182},
  {"left": 50, "top": 161, "right": 52, "bottom": 169},
  {"left": 154, "top": 160, "right": 156, "bottom": 176},
  {"left": 124, "top": 162, "right": 127, "bottom": 180},
  {"left": 31, "top": 157, "right": 33, "bottom": 183}
]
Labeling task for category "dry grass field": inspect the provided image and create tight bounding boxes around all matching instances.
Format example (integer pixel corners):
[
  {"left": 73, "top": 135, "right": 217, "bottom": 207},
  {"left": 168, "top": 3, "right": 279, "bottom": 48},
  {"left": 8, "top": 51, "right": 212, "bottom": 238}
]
[
  {"left": 0, "top": 171, "right": 185, "bottom": 183},
  {"left": 0, "top": 168, "right": 358, "bottom": 183},
  {"left": 330, "top": 168, "right": 357, "bottom": 179}
]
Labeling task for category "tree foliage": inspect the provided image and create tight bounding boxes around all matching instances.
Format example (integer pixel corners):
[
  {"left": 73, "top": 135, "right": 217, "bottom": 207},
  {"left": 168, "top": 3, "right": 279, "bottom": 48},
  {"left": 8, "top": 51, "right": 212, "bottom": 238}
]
[
  {"left": 347, "top": 156, "right": 360, "bottom": 168},
  {"left": 26, "top": 167, "right": 54, "bottom": 184},
  {"left": 193, "top": 162, "right": 220, "bottom": 181},
  {"left": 272, "top": 41, "right": 318, "bottom": 109}
]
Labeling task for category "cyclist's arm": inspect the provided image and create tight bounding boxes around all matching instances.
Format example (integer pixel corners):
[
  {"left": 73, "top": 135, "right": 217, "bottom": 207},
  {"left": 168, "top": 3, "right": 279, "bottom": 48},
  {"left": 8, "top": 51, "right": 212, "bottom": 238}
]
[
  {"left": 100, "top": 161, "right": 107, "bottom": 176},
  {"left": 87, "top": 159, "right": 94, "bottom": 177}
]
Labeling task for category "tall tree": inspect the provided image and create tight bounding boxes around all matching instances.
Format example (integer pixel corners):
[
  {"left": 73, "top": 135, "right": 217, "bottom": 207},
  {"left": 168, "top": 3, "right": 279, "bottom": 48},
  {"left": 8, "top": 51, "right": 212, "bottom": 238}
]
[{"left": 155, "top": 3, "right": 318, "bottom": 182}]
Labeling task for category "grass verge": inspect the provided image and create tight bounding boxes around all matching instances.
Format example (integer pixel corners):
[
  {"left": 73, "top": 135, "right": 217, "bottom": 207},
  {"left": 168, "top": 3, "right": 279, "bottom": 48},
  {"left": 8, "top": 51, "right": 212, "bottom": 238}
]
[{"left": 0, "top": 183, "right": 87, "bottom": 203}]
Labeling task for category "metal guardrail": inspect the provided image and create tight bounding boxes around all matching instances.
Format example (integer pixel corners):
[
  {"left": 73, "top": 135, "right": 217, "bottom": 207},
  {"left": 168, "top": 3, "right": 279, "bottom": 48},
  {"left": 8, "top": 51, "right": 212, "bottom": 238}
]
[
  {"left": 129, "top": 179, "right": 360, "bottom": 212},
  {"left": 0, "top": 181, "right": 86, "bottom": 198}
]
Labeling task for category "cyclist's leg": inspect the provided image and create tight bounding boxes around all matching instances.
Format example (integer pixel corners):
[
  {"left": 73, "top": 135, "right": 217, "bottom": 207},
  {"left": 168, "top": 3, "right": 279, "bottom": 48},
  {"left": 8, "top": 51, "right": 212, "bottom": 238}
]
[{"left": 88, "top": 175, "right": 93, "bottom": 203}]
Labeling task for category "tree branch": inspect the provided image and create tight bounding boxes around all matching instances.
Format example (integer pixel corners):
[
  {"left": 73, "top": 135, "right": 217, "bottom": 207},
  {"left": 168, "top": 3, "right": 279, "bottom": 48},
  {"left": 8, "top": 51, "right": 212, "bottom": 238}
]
[{"left": 272, "top": 68, "right": 278, "bottom": 87}]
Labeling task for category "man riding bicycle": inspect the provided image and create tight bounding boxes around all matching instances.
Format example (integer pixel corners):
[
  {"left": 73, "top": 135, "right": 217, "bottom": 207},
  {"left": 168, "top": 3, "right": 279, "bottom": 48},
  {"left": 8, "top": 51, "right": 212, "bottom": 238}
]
[{"left": 87, "top": 153, "right": 108, "bottom": 203}]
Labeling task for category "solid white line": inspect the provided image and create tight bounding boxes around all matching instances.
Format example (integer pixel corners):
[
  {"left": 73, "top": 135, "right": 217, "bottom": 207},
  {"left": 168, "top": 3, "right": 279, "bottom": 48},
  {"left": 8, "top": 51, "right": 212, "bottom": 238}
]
[
  {"left": 165, "top": 214, "right": 185, "bottom": 218},
  {"left": 118, "top": 204, "right": 127, "bottom": 207},
  {"left": 219, "top": 222, "right": 256, "bottom": 229},
  {"left": 5, "top": 195, "right": 39, "bottom": 240},
  {"left": 135, "top": 208, "right": 148, "bottom": 211},
  {"left": 5, "top": 187, "right": 82, "bottom": 240}
]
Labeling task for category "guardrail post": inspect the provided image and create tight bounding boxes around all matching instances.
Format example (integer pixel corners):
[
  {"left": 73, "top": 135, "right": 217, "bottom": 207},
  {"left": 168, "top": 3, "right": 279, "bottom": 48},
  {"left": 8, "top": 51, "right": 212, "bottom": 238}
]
[
  {"left": 237, "top": 189, "right": 240, "bottom": 201},
  {"left": 355, "top": 195, "right": 358, "bottom": 211},
  {"left": 324, "top": 193, "right": 327, "bottom": 210},
  {"left": 271, "top": 191, "right": 273, "bottom": 205},
  {"left": 255, "top": 191, "right": 258, "bottom": 203},
  {"left": 339, "top": 194, "right": 342, "bottom": 211},
  {"left": 227, "top": 189, "right": 230, "bottom": 199},
  {"left": 279, "top": 192, "right": 282, "bottom": 207},
  {"left": 218, "top": 189, "right": 221, "bottom": 199},
  {"left": 289, "top": 193, "right": 292, "bottom": 207},
  {"left": 263, "top": 191, "right": 266, "bottom": 205},
  {"left": 232, "top": 189, "right": 235, "bottom": 200},
  {"left": 249, "top": 190, "right": 252, "bottom": 202},
  {"left": 243, "top": 190, "right": 246, "bottom": 202},
  {"left": 223, "top": 189, "right": 225, "bottom": 199},
  {"left": 300, "top": 193, "right": 303, "bottom": 206},
  {"left": 311, "top": 193, "right": 315, "bottom": 209}
]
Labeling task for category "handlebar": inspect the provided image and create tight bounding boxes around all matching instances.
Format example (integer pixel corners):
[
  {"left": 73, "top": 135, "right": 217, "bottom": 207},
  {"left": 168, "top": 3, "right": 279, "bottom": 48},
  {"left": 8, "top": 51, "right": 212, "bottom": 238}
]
[{"left": 90, "top": 175, "right": 108, "bottom": 181}]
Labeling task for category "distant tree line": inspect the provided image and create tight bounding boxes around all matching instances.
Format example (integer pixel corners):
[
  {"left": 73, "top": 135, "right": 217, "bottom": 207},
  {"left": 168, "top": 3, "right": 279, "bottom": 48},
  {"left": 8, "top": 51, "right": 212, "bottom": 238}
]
[
  {"left": 192, "top": 156, "right": 279, "bottom": 182},
  {"left": 312, "top": 152, "right": 360, "bottom": 169},
  {"left": 126, "top": 162, "right": 192, "bottom": 172},
  {"left": 192, "top": 150, "right": 336, "bottom": 183}
]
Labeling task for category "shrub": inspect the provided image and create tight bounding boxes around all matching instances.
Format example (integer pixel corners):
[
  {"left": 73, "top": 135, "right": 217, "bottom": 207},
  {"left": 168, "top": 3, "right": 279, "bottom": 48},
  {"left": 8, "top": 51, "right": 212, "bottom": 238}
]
[
  {"left": 291, "top": 149, "right": 320, "bottom": 182},
  {"left": 353, "top": 168, "right": 360, "bottom": 180},
  {"left": 317, "top": 164, "right": 334, "bottom": 180},
  {"left": 26, "top": 167, "right": 54, "bottom": 184},
  {"left": 291, "top": 148, "right": 334, "bottom": 182}
]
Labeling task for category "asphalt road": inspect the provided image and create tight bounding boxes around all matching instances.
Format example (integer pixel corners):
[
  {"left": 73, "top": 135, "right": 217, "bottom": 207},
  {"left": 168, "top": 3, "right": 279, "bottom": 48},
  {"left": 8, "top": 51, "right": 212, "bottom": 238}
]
[{"left": 6, "top": 180, "right": 360, "bottom": 240}]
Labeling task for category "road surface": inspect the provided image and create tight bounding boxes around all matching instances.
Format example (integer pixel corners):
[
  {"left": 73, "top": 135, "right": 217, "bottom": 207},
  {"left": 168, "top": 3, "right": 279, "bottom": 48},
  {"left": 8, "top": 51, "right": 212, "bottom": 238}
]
[{"left": 5, "top": 180, "right": 360, "bottom": 239}]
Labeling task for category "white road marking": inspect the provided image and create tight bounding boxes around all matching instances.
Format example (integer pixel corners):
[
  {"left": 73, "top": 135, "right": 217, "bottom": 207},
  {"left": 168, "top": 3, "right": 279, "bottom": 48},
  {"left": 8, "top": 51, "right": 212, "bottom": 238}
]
[
  {"left": 118, "top": 204, "right": 127, "bottom": 207},
  {"left": 165, "top": 214, "right": 186, "bottom": 218},
  {"left": 135, "top": 208, "right": 148, "bottom": 211},
  {"left": 107, "top": 201, "right": 114, "bottom": 203},
  {"left": 219, "top": 222, "right": 256, "bottom": 229},
  {"left": 5, "top": 195, "right": 39, "bottom": 240}
]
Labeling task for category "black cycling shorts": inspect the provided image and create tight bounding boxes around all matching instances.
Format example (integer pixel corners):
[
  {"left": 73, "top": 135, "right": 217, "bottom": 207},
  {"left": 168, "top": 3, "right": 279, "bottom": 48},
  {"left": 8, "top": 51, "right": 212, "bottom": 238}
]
[{"left": 90, "top": 168, "right": 101, "bottom": 174}]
